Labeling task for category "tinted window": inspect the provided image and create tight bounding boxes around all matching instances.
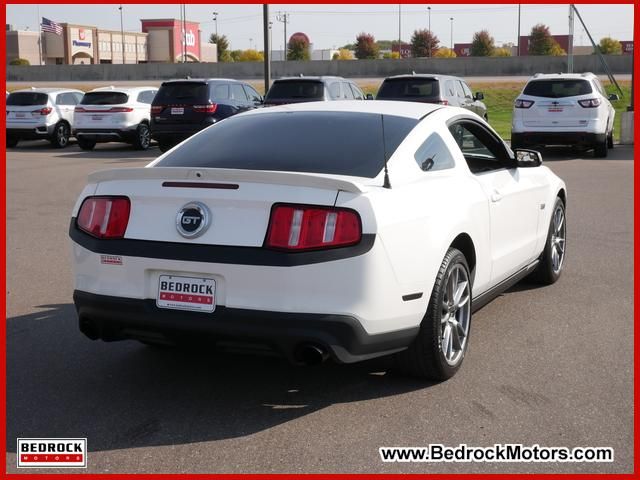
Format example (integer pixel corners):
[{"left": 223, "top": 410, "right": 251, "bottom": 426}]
[
  {"left": 7, "top": 92, "right": 48, "bottom": 106},
  {"left": 328, "top": 83, "right": 341, "bottom": 99},
  {"left": 56, "top": 92, "right": 78, "bottom": 105},
  {"left": 523, "top": 79, "right": 593, "bottom": 98},
  {"left": 72, "top": 92, "right": 84, "bottom": 104},
  {"left": 81, "top": 92, "right": 129, "bottom": 105},
  {"left": 349, "top": 83, "right": 365, "bottom": 100},
  {"left": 243, "top": 85, "right": 262, "bottom": 102},
  {"left": 445, "top": 80, "right": 456, "bottom": 97},
  {"left": 461, "top": 82, "right": 473, "bottom": 99},
  {"left": 414, "top": 133, "right": 455, "bottom": 172},
  {"left": 449, "top": 121, "right": 510, "bottom": 174},
  {"left": 230, "top": 84, "right": 248, "bottom": 101},
  {"left": 342, "top": 82, "right": 355, "bottom": 99},
  {"left": 454, "top": 81, "right": 465, "bottom": 98},
  {"left": 265, "top": 81, "right": 324, "bottom": 101},
  {"left": 377, "top": 78, "right": 440, "bottom": 99},
  {"left": 137, "top": 90, "right": 156, "bottom": 104},
  {"left": 154, "top": 82, "right": 208, "bottom": 104},
  {"left": 213, "top": 84, "right": 230, "bottom": 100},
  {"left": 156, "top": 112, "right": 418, "bottom": 178}
]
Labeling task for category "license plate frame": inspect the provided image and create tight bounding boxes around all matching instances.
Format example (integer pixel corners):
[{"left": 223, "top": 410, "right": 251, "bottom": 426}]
[
  {"left": 171, "top": 107, "right": 184, "bottom": 115},
  {"left": 156, "top": 274, "right": 216, "bottom": 313}
]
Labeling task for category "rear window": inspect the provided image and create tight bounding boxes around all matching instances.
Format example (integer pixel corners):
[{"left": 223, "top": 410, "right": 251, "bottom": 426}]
[
  {"left": 523, "top": 79, "right": 593, "bottom": 98},
  {"left": 265, "top": 81, "right": 324, "bottom": 101},
  {"left": 81, "top": 92, "right": 129, "bottom": 105},
  {"left": 155, "top": 111, "right": 418, "bottom": 178},
  {"left": 377, "top": 78, "right": 440, "bottom": 99},
  {"left": 7, "top": 92, "right": 49, "bottom": 106},
  {"left": 154, "top": 82, "right": 209, "bottom": 104}
]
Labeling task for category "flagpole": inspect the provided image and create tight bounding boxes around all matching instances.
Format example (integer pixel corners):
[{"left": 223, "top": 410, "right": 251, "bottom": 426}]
[{"left": 37, "top": 5, "right": 43, "bottom": 65}]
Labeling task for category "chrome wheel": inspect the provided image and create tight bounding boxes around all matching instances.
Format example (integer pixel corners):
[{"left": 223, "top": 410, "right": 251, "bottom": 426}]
[
  {"left": 138, "top": 124, "right": 150, "bottom": 149},
  {"left": 441, "top": 264, "right": 471, "bottom": 366},
  {"left": 57, "top": 123, "right": 69, "bottom": 147},
  {"left": 550, "top": 204, "right": 566, "bottom": 274}
]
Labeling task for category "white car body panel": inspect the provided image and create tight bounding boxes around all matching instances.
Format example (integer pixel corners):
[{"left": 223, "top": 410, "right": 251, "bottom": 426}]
[
  {"left": 70, "top": 101, "right": 566, "bottom": 361},
  {"left": 6, "top": 88, "right": 83, "bottom": 134}
]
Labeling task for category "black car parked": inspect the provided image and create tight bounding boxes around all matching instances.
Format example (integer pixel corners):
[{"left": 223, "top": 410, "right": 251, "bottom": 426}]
[
  {"left": 151, "top": 78, "right": 263, "bottom": 152},
  {"left": 264, "top": 76, "right": 371, "bottom": 106}
]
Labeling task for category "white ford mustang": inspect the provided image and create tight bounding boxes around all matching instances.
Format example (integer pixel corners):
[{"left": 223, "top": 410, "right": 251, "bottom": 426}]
[{"left": 69, "top": 101, "right": 566, "bottom": 380}]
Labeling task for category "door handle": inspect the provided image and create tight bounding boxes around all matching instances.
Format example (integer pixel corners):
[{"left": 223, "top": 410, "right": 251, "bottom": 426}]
[{"left": 491, "top": 190, "right": 503, "bottom": 203}]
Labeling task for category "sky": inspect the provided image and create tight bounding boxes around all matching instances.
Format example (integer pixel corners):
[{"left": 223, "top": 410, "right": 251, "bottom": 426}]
[{"left": 5, "top": 3, "right": 635, "bottom": 52}]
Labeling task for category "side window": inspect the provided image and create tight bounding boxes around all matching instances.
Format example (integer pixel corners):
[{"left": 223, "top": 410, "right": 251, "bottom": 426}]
[
  {"left": 230, "top": 84, "right": 248, "bottom": 102},
  {"left": 448, "top": 121, "right": 511, "bottom": 174},
  {"left": 73, "top": 92, "right": 85, "bottom": 104},
  {"left": 414, "top": 133, "right": 456, "bottom": 172},
  {"left": 455, "top": 81, "right": 466, "bottom": 98},
  {"left": 328, "top": 82, "right": 341, "bottom": 100},
  {"left": 137, "top": 90, "right": 155, "bottom": 104},
  {"left": 213, "top": 84, "right": 230, "bottom": 100},
  {"left": 56, "top": 93, "right": 77, "bottom": 105},
  {"left": 349, "top": 83, "right": 365, "bottom": 100},
  {"left": 445, "top": 80, "right": 455, "bottom": 97},
  {"left": 461, "top": 82, "right": 473, "bottom": 99},
  {"left": 593, "top": 79, "right": 605, "bottom": 96},
  {"left": 243, "top": 85, "right": 262, "bottom": 103},
  {"left": 342, "top": 82, "right": 355, "bottom": 99}
]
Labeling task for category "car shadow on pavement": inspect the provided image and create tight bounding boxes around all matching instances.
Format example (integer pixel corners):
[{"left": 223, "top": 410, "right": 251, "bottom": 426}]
[
  {"left": 7, "top": 304, "right": 430, "bottom": 453},
  {"left": 537, "top": 145, "right": 633, "bottom": 162}
]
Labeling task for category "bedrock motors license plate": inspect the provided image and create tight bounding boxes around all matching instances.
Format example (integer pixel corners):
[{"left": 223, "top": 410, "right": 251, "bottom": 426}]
[{"left": 157, "top": 275, "right": 215, "bottom": 313}]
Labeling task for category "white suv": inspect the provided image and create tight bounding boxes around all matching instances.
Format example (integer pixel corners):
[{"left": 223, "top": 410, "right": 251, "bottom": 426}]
[
  {"left": 511, "top": 72, "right": 618, "bottom": 157},
  {"left": 74, "top": 86, "right": 158, "bottom": 150},
  {"left": 6, "top": 88, "right": 84, "bottom": 148}
]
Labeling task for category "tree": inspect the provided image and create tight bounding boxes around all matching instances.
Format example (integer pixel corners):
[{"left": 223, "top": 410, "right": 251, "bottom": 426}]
[
  {"left": 354, "top": 32, "right": 379, "bottom": 59},
  {"left": 229, "top": 50, "right": 243, "bottom": 62},
  {"left": 383, "top": 51, "right": 401, "bottom": 59},
  {"left": 492, "top": 47, "right": 512, "bottom": 57},
  {"left": 410, "top": 29, "right": 439, "bottom": 58},
  {"left": 599, "top": 37, "right": 622, "bottom": 55},
  {"left": 238, "top": 49, "right": 264, "bottom": 62},
  {"left": 470, "top": 30, "right": 495, "bottom": 57},
  {"left": 433, "top": 47, "right": 456, "bottom": 58},
  {"left": 550, "top": 41, "right": 566, "bottom": 56},
  {"left": 209, "top": 33, "right": 231, "bottom": 62},
  {"left": 9, "top": 58, "right": 30, "bottom": 66},
  {"left": 332, "top": 48, "right": 354, "bottom": 60},
  {"left": 528, "top": 24, "right": 555, "bottom": 55},
  {"left": 375, "top": 40, "right": 395, "bottom": 50},
  {"left": 288, "top": 36, "right": 310, "bottom": 60}
]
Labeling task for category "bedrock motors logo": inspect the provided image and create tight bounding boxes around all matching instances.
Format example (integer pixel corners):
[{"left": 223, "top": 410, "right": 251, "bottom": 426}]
[{"left": 17, "top": 438, "right": 87, "bottom": 468}]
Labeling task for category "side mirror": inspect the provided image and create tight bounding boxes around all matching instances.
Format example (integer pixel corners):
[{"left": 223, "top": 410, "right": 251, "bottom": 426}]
[
  {"left": 474, "top": 92, "right": 484, "bottom": 101},
  {"left": 515, "top": 149, "right": 542, "bottom": 167},
  {"left": 608, "top": 93, "right": 620, "bottom": 101},
  {"left": 366, "top": 93, "right": 374, "bottom": 100}
]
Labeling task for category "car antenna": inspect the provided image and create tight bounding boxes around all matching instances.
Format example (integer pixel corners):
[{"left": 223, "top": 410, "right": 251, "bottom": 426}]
[{"left": 380, "top": 115, "right": 392, "bottom": 189}]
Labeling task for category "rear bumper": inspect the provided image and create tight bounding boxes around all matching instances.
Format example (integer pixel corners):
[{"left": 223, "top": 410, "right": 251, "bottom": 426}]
[
  {"left": 7, "top": 125, "right": 54, "bottom": 139},
  {"left": 511, "top": 131, "right": 605, "bottom": 147},
  {"left": 75, "top": 128, "right": 137, "bottom": 143},
  {"left": 73, "top": 290, "right": 418, "bottom": 363},
  {"left": 150, "top": 122, "right": 213, "bottom": 143}
]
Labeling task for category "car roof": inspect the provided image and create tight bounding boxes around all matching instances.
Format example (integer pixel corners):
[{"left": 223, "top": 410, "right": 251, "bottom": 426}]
[
  {"left": 529, "top": 72, "right": 597, "bottom": 81},
  {"left": 273, "top": 76, "right": 347, "bottom": 82},
  {"left": 245, "top": 99, "right": 442, "bottom": 120},
  {"left": 160, "top": 78, "right": 244, "bottom": 84},
  {"left": 88, "top": 86, "right": 157, "bottom": 94},
  {"left": 12, "top": 87, "right": 83, "bottom": 94},
  {"left": 383, "top": 73, "right": 460, "bottom": 81}
]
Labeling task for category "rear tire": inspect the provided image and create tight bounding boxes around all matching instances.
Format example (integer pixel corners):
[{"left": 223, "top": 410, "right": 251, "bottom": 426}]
[
  {"left": 395, "top": 248, "right": 472, "bottom": 380},
  {"left": 530, "top": 197, "right": 566, "bottom": 285},
  {"left": 594, "top": 137, "right": 608, "bottom": 158},
  {"left": 158, "top": 141, "right": 174, "bottom": 153},
  {"left": 133, "top": 123, "right": 151, "bottom": 150},
  {"left": 607, "top": 129, "right": 614, "bottom": 149},
  {"left": 77, "top": 137, "right": 97, "bottom": 151},
  {"left": 50, "top": 122, "right": 70, "bottom": 148},
  {"left": 6, "top": 136, "right": 19, "bottom": 148}
]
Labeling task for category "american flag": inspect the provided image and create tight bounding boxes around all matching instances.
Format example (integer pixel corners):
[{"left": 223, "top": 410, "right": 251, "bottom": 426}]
[{"left": 41, "top": 17, "right": 63, "bottom": 35}]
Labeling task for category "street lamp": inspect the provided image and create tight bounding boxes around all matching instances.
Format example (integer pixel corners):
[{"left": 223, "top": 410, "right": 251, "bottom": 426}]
[
  {"left": 212, "top": 11, "right": 218, "bottom": 38},
  {"left": 119, "top": 5, "right": 125, "bottom": 64},
  {"left": 427, "top": 6, "right": 432, "bottom": 57},
  {"left": 269, "top": 21, "right": 273, "bottom": 60},
  {"left": 450, "top": 17, "right": 454, "bottom": 50},
  {"left": 249, "top": 38, "right": 253, "bottom": 50}
]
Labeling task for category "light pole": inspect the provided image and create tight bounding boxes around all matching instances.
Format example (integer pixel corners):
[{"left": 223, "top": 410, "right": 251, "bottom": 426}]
[
  {"left": 249, "top": 38, "right": 254, "bottom": 50},
  {"left": 517, "top": 4, "right": 521, "bottom": 56},
  {"left": 213, "top": 11, "right": 218, "bottom": 38},
  {"left": 269, "top": 21, "right": 273, "bottom": 60},
  {"left": 450, "top": 17, "right": 454, "bottom": 50},
  {"left": 398, "top": 4, "right": 402, "bottom": 46},
  {"left": 276, "top": 11, "right": 289, "bottom": 62},
  {"left": 427, "top": 6, "right": 432, "bottom": 57},
  {"left": 119, "top": 5, "right": 125, "bottom": 64}
]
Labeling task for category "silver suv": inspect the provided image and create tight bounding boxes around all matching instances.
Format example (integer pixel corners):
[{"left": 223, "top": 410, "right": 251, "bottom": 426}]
[{"left": 6, "top": 88, "right": 84, "bottom": 148}]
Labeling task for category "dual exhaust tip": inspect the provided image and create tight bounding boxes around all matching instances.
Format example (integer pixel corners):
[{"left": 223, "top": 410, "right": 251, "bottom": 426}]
[{"left": 294, "top": 343, "right": 329, "bottom": 366}]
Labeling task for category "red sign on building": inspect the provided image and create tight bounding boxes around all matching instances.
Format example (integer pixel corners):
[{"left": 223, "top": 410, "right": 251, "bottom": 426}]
[
  {"left": 454, "top": 43, "right": 472, "bottom": 57},
  {"left": 391, "top": 43, "right": 412, "bottom": 59},
  {"left": 620, "top": 41, "right": 634, "bottom": 55},
  {"left": 141, "top": 19, "right": 201, "bottom": 62}
]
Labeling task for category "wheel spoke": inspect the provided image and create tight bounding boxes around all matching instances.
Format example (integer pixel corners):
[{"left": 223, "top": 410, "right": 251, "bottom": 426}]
[
  {"left": 453, "top": 280, "right": 468, "bottom": 306},
  {"left": 450, "top": 319, "right": 462, "bottom": 350},
  {"left": 446, "top": 273, "right": 455, "bottom": 303},
  {"left": 442, "top": 324, "right": 452, "bottom": 359}
]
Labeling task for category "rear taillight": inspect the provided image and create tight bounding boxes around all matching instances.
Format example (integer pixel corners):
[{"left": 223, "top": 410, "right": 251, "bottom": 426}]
[
  {"left": 578, "top": 98, "right": 601, "bottom": 108},
  {"left": 151, "top": 105, "right": 164, "bottom": 114},
  {"left": 514, "top": 99, "right": 535, "bottom": 109},
  {"left": 265, "top": 204, "right": 362, "bottom": 251},
  {"left": 77, "top": 196, "right": 131, "bottom": 239},
  {"left": 74, "top": 106, "right": 86, "bottom": 113},
  {"left": 193, "top": 103, "right": 218, "bottom": 114},
  {"left": 109, "top": 106, "right": 134, "bottom": 112},
  {"left": 438, "top": 100, "right": 449, "bottom": 105},
  {"left": 34, "top": 107, "right": 52, "bottom": 115}
]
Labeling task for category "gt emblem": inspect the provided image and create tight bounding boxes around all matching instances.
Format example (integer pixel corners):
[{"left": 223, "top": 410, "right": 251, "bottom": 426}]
[{"left": 176, "top": 202, "right": 211, "bottom": 238}]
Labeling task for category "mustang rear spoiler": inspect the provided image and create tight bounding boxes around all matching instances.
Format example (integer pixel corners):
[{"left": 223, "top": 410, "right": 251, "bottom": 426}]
[{"left": 87, "top": 167, "right": 368, "bottom": 194}]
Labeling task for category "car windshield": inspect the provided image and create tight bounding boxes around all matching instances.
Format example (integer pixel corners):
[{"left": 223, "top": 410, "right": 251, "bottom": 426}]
[
  {"left": 377, "top": 78, "right": 440, "bottom": 99},
  {"left": 265, "top": 81, "right": 324, "bottom": 100},
  {"left": 155, "top": 111, "right": 418, "bottom": 178},
  {"left": 523, "top": 79, "right": 593, "bottom": 98},
  {"left": 81, "top": 92, "right": 129, "bottom": 105},
  {"left": 7, "top": 92, "right": 49, "bottom": 106},
  {"left": 154, "top": 82, "right": 209, "bottom": 103}
]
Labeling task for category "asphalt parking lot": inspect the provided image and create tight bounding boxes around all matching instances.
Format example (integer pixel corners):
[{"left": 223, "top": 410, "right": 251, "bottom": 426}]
[{"left": 6, "top": 140, "right": 634, "bottom": 474}]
